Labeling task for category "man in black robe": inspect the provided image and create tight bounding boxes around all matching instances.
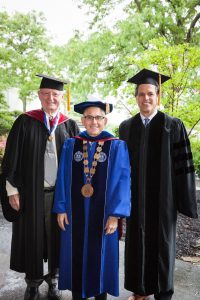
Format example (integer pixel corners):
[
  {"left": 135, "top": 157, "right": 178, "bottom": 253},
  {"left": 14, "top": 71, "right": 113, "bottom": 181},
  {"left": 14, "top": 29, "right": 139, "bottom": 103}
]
[
  {"left": 119, "top": 69, "right": 198, "bottom": 300},
  {"left": 0, "top": 74, "right": 79, "bottom": 300}
]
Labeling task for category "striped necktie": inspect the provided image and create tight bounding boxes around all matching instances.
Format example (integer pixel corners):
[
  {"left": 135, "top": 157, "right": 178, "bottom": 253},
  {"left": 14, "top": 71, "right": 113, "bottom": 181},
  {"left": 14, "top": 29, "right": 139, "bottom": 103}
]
[
  {"left": 49, "top": 116, "right": 55, "bottom": 128},
  {"left": 144, "top": 118, "right": 150, "bottom": 126}
]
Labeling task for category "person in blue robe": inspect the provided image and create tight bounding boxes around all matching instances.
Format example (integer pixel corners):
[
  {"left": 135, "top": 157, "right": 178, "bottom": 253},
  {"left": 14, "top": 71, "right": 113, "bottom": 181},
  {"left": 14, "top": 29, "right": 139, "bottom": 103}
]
[{"left": 53, "top": 99, "right": 131, "bottom": 300}]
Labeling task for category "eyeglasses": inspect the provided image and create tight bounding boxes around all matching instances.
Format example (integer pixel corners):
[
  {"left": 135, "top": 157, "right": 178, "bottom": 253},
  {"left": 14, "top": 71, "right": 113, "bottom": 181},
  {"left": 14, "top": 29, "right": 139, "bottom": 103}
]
[
  {"left": 39, "top": 91, "right": 63, "bottom": 99},
  {"left": 83, "top": 115, "right": 105, "bottom": 122}
]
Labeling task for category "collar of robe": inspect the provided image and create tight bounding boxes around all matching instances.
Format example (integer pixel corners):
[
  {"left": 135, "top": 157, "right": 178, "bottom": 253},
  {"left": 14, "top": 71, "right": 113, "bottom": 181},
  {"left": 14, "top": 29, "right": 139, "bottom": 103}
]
[
  {"left": 78, "top": 130, "right": 115, "bottom": 142},
  {"left": 25, "top": 109, "right": 69, "bottom": 125}
]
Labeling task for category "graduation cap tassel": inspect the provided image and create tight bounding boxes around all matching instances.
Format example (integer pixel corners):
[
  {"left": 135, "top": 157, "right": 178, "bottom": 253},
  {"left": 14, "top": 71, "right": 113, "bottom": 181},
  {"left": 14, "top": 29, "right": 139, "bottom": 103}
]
[
  {"left": 67, "top": 81, "right": 70, "bottom": 111},
  {"left": 158, "top": 74, "right": 161, "bottom": 106},
  {"left": 105, "top": 102, "right": 110, "bottom": 114},
  {"left": 127, "top": 68, "right": 170, "bottom": 107}
]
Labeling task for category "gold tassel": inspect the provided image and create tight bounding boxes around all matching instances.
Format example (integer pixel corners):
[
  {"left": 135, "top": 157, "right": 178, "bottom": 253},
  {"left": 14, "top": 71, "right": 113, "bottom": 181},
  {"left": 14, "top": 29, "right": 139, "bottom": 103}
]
[
  {"left": 67, "top": 81, "right": 70, "bottom": 111},
  {"left": 158, "top": 74, "right": 161, "bottom": 106},
  {"left": 105, "top": 102, "right": 110, "bottom": 114}
]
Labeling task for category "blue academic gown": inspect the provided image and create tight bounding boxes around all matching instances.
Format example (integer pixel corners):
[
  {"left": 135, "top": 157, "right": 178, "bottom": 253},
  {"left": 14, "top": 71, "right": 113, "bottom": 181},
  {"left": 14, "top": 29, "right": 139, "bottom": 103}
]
[{"left": 53, "top": 131, "right": 131, "bottom": 298}]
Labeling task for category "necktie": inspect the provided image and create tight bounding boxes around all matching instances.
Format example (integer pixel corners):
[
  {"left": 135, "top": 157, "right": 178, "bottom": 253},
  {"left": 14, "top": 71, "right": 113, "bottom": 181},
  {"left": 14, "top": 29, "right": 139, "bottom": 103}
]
[
  {"left": 144, "top": 118, "right": 150, "bottom": 126},
  {"left": 44, "top": 136, "right": 57, "bottom": 187},
  {"left": 49, "top": 116, "right": 55, "bottom": 128}
]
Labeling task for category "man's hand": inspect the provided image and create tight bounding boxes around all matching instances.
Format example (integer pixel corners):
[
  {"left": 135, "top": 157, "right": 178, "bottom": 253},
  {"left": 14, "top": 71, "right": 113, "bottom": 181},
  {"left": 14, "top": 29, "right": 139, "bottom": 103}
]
[
  {"left": 57, "top": 213, "right": 69, "bottom": 231},
  {"left": 105, "top": 216, "right": 118, "bottom": 235},
  {"left": 9, "top": 194, "right": 20, "bottom": 211}
]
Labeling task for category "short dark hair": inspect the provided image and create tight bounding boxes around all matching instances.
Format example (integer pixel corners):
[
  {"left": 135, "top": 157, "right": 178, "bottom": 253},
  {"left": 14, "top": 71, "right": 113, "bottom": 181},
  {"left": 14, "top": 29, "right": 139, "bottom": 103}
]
[{"left": 135, "top": 83, "right": 160, "bottom": 97}]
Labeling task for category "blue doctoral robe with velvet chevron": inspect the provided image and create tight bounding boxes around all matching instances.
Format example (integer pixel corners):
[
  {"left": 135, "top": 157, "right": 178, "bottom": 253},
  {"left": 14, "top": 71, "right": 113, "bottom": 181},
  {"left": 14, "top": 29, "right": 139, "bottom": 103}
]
[{"left": 53, "top": 130, "right": 131, "bottom": 298}]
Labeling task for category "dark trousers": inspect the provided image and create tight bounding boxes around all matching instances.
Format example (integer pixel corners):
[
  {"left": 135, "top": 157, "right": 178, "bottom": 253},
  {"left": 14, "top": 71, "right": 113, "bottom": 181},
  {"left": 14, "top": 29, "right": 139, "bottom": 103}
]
[
  {"left": 25, "top": 191, "right": 57, "bottom": 286},
  {"left": 72, "top": 292, "right": 107, "bottom": 300},
  {"left": 25, "top": 269, "right": 59, "bottom": 287},
  {"left": 154, "top": 290, "right": 173, "bottom": 300}
]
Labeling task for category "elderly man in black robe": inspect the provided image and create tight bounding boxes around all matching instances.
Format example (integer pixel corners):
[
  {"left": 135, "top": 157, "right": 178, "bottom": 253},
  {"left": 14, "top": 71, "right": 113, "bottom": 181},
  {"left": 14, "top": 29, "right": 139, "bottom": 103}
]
[
  {"left": 0, "top": 74, "right": 79, "bottom": 300},
  {"left": 119, "top": 69, "right": 198, "bottom": 300}
]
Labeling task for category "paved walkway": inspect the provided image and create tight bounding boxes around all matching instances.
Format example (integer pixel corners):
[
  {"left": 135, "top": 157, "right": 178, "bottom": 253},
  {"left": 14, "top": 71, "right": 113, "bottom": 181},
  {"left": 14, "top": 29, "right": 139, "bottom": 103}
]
[{"left": 0, "top": 214, "right": 200, "bottom": 300}]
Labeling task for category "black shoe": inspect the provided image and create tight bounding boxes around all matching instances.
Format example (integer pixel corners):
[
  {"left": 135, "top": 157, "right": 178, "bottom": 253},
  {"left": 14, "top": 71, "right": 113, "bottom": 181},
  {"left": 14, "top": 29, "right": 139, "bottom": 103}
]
[
  {"left": 95, "top": 293, "right": 107, "bottom": 300},
  {"left": 24, "top": 286, "right": 40, "bottom": 300},
  {"left": 48, "top": 283, "right": 62, "bottom": 299},
  {"left": 72, "top": 292, "right": 88, "bottom": 300}
]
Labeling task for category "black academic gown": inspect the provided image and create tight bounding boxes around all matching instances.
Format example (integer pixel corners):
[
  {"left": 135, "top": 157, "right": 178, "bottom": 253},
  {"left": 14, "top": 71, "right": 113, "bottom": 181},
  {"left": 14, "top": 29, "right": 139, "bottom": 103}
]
[
  {"left": 119, "top": 111, "right": 198, "bottom": 296},
  {"left": 0, "top": 112, "right": 79, "bottom": 279}
]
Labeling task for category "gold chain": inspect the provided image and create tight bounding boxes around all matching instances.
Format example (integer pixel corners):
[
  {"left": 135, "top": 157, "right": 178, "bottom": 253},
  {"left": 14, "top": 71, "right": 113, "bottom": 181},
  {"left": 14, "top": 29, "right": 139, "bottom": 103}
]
[{"left": 82, "top": 140, "right": 104, "bottom": 183}]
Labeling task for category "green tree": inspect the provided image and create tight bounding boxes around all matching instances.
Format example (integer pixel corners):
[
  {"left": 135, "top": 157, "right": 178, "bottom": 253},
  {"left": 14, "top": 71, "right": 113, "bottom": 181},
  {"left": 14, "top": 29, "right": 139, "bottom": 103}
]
[
  {"left": 0, "top": 11, "right": 52, "bottom": 112},
  {"left": 191, "top": 137, "right": 200, "bottom": 177},
  {"left": 0, "top": 92, "right": 20, "bottom": 135},
  {"left": 125, "top": 40, "right": 200, "bottom": 132},
  {"left": 78, "top": 0, "right": 200, "bottom": 45},
  {"left": 50, "top": 30, "right": 116, "bottom": 101},
  {"left": 50, "top": 1, "right": 200, "bottom": 131}
]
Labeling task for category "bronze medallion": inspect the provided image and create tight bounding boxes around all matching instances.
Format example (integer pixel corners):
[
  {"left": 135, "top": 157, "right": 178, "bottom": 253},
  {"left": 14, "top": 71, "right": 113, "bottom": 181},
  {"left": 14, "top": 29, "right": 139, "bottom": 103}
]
[
  {"left": 81, "top": 140, "right": 104, "bottom": 198},
  {"left": 48, "top": 135, "right": 53, "bottom": 141},
  {"left": 81, "top": 183, "right": 94, "bottom": 197}
]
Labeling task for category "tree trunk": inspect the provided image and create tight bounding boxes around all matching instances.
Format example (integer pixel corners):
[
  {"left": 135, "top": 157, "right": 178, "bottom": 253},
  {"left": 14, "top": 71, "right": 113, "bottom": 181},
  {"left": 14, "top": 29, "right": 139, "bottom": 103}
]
[{"left": 23, "top": 99, "right": 26, "bottom": 112}]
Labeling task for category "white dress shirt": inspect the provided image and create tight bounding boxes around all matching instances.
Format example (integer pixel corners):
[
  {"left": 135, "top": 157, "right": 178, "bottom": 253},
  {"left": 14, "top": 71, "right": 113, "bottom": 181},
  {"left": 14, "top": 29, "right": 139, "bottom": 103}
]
[{"left": 140, "top": 110, "right": 158, "bottom": 125}]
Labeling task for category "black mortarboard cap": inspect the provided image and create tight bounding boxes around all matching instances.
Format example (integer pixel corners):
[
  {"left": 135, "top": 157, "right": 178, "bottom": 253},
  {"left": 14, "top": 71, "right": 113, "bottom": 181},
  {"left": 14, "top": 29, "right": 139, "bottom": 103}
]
[
  {"left": 36, "top": 74, "right": 67, "bottom": 91},
  {"left": 127, "top": 68, "right": 170, "bottom": 86},
  {"left": 74, "top": 100, "right": 113, "bottom": 115}
]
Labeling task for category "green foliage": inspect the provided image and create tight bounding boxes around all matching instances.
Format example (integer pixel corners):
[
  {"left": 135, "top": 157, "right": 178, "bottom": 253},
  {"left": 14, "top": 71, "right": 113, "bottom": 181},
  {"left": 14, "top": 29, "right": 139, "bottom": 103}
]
[
  {"left": 1, "top": 1, "right": 199, "bottom": 136},
  {"left": 0, "top": 112, "right": 16, "bottom": 135},
  {"left": 77, "top": 0, "right": 122, "bottom": 27},
  {"left": 51, "top": 1, "right": 200, "bottom": 85},
  {"left": 50, "top": 29, "right": 117, "bottom": 101},
  {"left": 0, "top": 92, "right": 20, "bottom": 135},
  {"left": 49, "top": 0, "right": 200, "bottom": 133},
  {"left": 112, "top": 126, "right": 119, "bottom": 138},
  {"left": 128, "top": 40, "right": 200, "bottom": 133},
  {"left": 78, "top": 0, "right": 200, "bottom": 44},
  {"left": 0, "top": 92, "right": 9, "bottom": 110},
  {"left": 190, "top": 137, "right": 200, "bottom": 177},
  {"left": 0, "top": 11, "right": 53, "bottom": 111}
]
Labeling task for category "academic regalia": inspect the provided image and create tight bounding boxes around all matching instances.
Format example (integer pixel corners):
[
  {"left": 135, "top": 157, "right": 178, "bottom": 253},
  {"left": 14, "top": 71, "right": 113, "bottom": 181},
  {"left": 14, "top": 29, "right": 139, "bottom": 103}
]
[
  {"left": 53, "top": 130, "right": 131, "bottom": 298},
  {"left": 0, "top": 109, "right": 79, "bottom": 279},
  {"left": 119, "top": 111, "right": 198, "bottom": 296}
]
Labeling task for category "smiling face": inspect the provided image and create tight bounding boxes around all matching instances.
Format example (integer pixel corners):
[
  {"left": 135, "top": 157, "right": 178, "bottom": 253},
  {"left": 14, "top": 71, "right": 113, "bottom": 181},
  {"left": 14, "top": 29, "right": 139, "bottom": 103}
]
[
  {"left": 81, "top": 106, "right": 108, "bottom": 137},
  {"left": 38, "top": 88, "right": 64, "bottom": 114},
  {"left": 135, "top": 84, "right": 158, "bottom": 117}
]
